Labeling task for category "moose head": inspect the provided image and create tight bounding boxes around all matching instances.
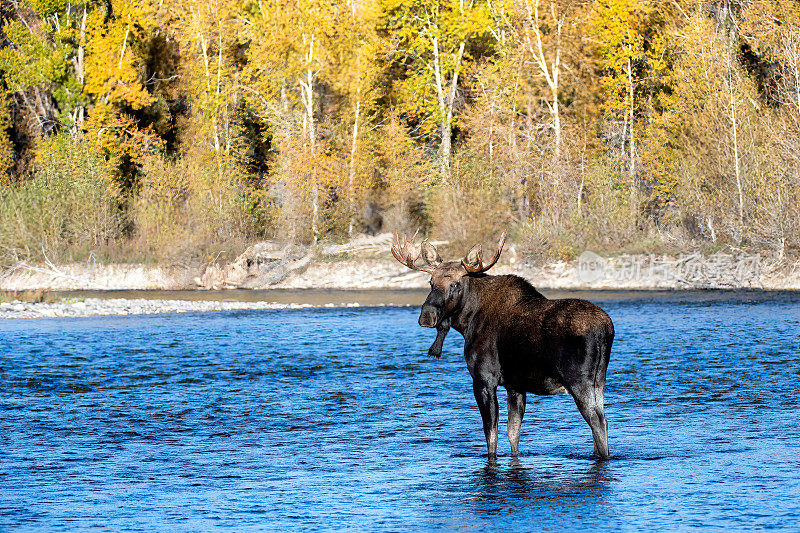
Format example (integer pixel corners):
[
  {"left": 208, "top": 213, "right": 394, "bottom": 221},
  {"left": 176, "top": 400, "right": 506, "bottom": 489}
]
[{"left": 391, "top": 231, "right": 506, "bottom": 328}]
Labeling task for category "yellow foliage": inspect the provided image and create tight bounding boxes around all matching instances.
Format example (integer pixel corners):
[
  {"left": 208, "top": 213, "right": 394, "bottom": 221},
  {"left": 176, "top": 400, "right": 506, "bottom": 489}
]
[
  {"left": 3, "top": 0, "right": 800, "bottom": 257},
  {"left": 742, "top": 1, "right": 800, "bottom": 119},
  {"left": 0, "top": 135, "right": 121, "bottom": 263},
  {"left": 377, "top": 113, "right": 432, "bottom": 208},
  {"left": 381, "top": 0, "right": 493, "bottom": 137},
  {"left": 82, "top": 0, "right": 162, "bottom": 183},
  {"left": 85, "top": 103, "right": 164, "bottom": 189},
  {"left": 590, "top": 0, "right": 648, "bottom": 117},
  {"left": 84, "top": 1, "right": 157, "bottom": 109},
  {"left": 135, "top": 150, "right": 272, "bottom": 258}
]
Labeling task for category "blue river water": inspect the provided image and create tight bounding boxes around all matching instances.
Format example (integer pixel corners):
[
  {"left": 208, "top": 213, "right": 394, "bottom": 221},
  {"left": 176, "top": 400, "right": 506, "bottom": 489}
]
[{"left": 1, "top": 291, "right": 799, "bottom": 531}]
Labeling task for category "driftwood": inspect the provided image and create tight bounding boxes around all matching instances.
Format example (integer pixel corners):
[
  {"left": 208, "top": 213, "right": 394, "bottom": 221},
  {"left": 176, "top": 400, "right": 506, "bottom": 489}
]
[
  {"left": 195, "top": 243, "right": 312, "bottom": 290},
  {"left": 195, "top": 233, "right": 441, "bottom": 290},
  {"left": 320, "top": 233, "right": 394, "bottom": 255},
  {"left": 320, "top": 233, "right": 447, "bottom": 256},
  {"left": 1, "top": 260, "right": 108, "bottom": 289}
]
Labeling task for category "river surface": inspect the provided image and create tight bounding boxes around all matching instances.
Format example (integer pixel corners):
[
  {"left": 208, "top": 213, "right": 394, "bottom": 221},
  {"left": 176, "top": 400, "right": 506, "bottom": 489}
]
[{"left": 1, "top": 290, "right": 799, "bottom": 530}]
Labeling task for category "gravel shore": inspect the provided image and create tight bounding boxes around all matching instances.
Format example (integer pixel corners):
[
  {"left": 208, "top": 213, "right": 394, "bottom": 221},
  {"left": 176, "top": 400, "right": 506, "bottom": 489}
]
[{"left": 0, "top": 298, "right": 362, "bottom": 319}]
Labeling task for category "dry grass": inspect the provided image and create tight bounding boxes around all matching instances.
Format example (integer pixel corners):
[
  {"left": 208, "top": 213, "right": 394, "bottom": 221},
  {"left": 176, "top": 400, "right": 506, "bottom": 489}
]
[{"left": 0, "top": 289, "right": 57, "bottom": 304}]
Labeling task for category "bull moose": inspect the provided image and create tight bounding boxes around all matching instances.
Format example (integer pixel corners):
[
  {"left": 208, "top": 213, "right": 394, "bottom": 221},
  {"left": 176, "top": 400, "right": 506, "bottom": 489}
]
[{"left": 391, "top": 232, "right": 614, "bottom": 460}]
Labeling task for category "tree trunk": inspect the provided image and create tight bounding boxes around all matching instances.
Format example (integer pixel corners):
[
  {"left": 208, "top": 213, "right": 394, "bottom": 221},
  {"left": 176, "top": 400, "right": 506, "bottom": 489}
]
[
  {"left": 118, "top": 28, "right": 129, "bottom": 71},
  {"left": 432, "top": 35, "right": 447, "bottom": 174},
  {"left": 729, "top": 71, "right": 744, "bottom": 236},
  {"left": 444, "top": 41, "right": 465, "bottom": 170},
  {"left": 432, "top": 34, "right": 465, "bottom": 176},
  {"left": 218, "top": 32, "right": 230, "bottom": 156},
  {"left": 299, "top": 35, "right": 319, "bottom": 242},
  {"left": 526, "top": 0, "right": 562, "bottom": 158},
  {"left": 199, "top": 34, "right": 220, "bottom": 154},
  {"left": 488, "top": 88, "right": 495, "bottom": 179},
  {"left": 627, "top": 56, "right": 635, "bottom": 181},
  {"left": 76, "top": 5, "right": 87, "bottom": 135},
  {"left": 348, "top": 95, "right": 360, "bottom": 236},
  {"left": 626, "top": 54, "right": 637, "bottom": 224}
]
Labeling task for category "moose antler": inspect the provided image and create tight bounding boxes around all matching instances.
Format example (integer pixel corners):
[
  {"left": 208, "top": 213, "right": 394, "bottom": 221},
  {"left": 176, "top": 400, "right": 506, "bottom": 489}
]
[
  {"left": 461, "top": 231, "right": 507, "bottom": 274},
  {"left": 391, "top": 232, "right": 437, "bottom": 273}
]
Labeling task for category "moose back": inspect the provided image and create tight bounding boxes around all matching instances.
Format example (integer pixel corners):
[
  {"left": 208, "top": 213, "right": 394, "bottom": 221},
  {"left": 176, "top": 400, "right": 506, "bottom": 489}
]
[{"left": 392, "top": 232, "right": 614, "bottom": 460}]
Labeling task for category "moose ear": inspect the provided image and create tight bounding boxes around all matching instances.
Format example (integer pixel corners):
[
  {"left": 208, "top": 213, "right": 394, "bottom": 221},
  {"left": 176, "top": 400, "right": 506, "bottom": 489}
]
[
  {"left": 463, "top": 243, "right": 482, "bottom": 269},
  {"left": 420, "top": 240, "right": 442, "bottom": 267}
]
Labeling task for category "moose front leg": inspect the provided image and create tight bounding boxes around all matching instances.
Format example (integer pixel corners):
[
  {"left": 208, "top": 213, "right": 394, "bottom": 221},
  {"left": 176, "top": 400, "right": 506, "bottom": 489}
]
[
  {"left": 427, "top": 317, "right": 451, "bottom": 358},
  {"left": 473, "top": 380, "right": 499, "bottom": 459}
]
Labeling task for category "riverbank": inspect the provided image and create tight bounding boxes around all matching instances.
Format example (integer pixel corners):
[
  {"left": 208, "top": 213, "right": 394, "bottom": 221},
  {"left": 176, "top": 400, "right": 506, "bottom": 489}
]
[
  {"left": 0, "top": 286, "right": 425, "bottom": 319},
  {"left": 2, "top": 234, "right": 798, "bottom": 292},
  {"left": 2, "top": 252, "right": 798, "bottom": 291}
]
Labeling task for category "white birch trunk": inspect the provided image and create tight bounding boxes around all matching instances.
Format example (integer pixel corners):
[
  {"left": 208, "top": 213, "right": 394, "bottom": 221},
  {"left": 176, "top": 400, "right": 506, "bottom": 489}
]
[
  {"left": 348, "top": 95, "right": 360, "bottom": 236},
  {"left": 526, "top": 0, "right": 562, "bottom": 158},
  {"left": 729, "top": 67, "right": 744, "bottom": 234},
  {"left": 627, "top": 56, "right": 635, "bottom": 181},
  {"left": 76, "top": 5, "right": 87, "bottom": 134},
  {"left": 431, "top": 35, "right": 447, "bottom": 174},
  {"left": 299, "top": 35, "right": 319, "bottom": 242}
]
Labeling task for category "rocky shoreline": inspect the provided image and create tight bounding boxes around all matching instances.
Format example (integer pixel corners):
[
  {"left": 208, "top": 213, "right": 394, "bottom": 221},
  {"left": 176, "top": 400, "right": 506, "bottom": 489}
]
[{"left": 0, "top": 298, "right": 365, "bottom": 320}]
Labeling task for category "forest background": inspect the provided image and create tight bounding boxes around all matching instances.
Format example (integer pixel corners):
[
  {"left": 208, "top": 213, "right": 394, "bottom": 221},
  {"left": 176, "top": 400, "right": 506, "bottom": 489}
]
[{"left": 0, "top": 0, "right": 798, "bottom": 267}]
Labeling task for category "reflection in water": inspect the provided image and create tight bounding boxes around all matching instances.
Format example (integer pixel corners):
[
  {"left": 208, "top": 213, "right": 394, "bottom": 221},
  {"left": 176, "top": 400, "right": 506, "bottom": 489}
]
[
  {"left": 473, "top": 459, "right": 609, "bottom": 510},
  {"left": 427, "top": 458, "right": 614, "bottom": 530}
]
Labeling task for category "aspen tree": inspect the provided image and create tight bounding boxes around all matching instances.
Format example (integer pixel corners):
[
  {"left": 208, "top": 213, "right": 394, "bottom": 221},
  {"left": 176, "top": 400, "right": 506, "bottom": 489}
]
[
  {"left": 0, "top": 0, "right": 89, "bottom": 136},
  {"left": 83, "top": 0, "right": 160, "bottom": 190},
  {"left": 522, "top": 0, "right": 568, "bottom": 159},
  {"left": 590, "top": 0, "right": 647, "bottom": 183},
  {"left": 243, "top": 0, "right": 340, "bottom": 242},
  {"left": 381, "top": 0, "right": 493, "bottom": 175},
  {"left": 333, "top": 3, "right": 382, "bottom": 235},
  {"left": 653, "top": 11, "right": 758, "bottom": 242}
]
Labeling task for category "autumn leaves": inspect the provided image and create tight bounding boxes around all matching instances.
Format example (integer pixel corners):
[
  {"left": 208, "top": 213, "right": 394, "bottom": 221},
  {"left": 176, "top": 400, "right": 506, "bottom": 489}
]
[{"left": 0, "top": 0, "right": 799, "bottom": 263}]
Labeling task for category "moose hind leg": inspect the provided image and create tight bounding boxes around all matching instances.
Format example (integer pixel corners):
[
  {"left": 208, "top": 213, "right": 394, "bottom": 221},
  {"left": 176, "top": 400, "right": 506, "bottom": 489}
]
[
  {"left": 593, "top": 385, "right": 608, "bottom": 455},
  {"left": 567, "top": 382, "right": 609, "bottom": 460},
  {"left": 506, "top": 388, "right": 526, "bottom": 456},
  {"left": 473, "top": 381, "right": 499, "bottom": 459}
]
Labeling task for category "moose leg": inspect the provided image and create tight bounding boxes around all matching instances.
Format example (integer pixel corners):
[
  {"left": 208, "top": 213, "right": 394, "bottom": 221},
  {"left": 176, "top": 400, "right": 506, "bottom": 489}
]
[
  {"left": 506, "top": 388, "right": 526, "bottom": 455},
  {"left": 566, "top": 382, "right": 609, "bottom": 460},
  {"left": 473, "top": 381, "right": 499, "bottom": 458}
]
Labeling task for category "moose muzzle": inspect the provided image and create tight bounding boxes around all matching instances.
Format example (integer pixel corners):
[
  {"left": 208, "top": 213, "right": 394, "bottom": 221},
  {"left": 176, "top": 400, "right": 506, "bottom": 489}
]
[{"left": 418, "top": 305, "right": 438, "bottom": 328}]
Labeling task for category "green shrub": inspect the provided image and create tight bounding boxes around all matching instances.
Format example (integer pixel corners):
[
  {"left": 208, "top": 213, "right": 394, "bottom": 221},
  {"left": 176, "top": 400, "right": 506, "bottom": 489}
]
[{"left": 0, "top": 134, "right": 121, "bottom": 264}]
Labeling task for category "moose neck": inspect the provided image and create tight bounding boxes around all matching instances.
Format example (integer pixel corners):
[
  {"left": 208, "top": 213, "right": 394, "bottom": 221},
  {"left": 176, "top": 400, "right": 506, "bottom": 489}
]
[{"left": 449, "top": 274, "right": 491, "bottom": 336}]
